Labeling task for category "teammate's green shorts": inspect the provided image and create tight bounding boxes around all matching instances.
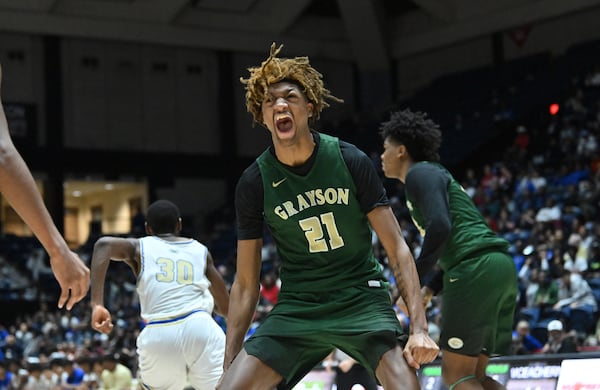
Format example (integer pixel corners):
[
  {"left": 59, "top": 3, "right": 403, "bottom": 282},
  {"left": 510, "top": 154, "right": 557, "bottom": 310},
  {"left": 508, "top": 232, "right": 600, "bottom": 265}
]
[
  {"left": 244, "top": 284, "right": 406, "bottom": 389},
  {"left": 440, "top": 251, "right": 517, "bottom": 356}
]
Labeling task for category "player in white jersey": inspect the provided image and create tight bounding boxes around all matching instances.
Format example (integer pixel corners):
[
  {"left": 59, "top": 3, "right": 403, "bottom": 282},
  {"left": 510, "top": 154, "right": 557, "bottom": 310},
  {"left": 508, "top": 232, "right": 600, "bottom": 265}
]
[{"left": 90, "top": 199, "right": 229, "bottom": 390}]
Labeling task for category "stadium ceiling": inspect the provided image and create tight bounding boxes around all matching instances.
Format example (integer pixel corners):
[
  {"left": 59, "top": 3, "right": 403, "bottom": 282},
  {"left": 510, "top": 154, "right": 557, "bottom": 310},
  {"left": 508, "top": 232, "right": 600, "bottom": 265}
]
[{"left": 0, "top": 0, "right": 599, "bottom": 68}]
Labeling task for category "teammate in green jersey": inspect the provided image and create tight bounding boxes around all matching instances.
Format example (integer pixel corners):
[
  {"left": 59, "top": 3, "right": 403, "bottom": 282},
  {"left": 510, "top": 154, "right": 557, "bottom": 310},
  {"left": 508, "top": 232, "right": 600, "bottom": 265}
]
[
  {"left": 217, "top": 44, "right": 439, "bottom": 390},
  {"left": 379, "top": 109, "right": 518, "bottom": 390}
]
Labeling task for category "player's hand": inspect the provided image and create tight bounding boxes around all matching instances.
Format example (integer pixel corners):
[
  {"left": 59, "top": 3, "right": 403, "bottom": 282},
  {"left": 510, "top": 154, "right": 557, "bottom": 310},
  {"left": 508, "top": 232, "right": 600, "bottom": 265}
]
[
  {"left": 91, "top": 305, "right": 114, "bottom": 334},
  {"left": 49, "top": 248, "right": 90, "bottom": 310},
  {"left": 402, "top": 332, "right": 440, "bottom": 370}
]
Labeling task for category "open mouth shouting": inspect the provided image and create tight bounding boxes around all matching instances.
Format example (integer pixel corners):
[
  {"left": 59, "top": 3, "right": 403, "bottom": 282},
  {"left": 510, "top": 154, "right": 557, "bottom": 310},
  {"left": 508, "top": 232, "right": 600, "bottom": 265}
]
[{"left": 275, "top": 116, "right": 294, "bottom": 134}]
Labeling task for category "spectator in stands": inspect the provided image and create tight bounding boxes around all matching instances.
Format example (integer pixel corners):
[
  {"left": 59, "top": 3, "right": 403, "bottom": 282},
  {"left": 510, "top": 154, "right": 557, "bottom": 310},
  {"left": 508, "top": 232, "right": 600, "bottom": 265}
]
[
  {"left": 259, "top": 270, "right": 280, "bottom": 306},
  {"left": 0, "top": 335, "right": 23, "bottom": 362},
  {"left": 572, "top": 224, "right": 593, "bottom": 273},
  {"left": 519, "top": 210, "right": 538, "bottom": 236},
  {"left": 554, "top": 269, "right": 598, "bottom": 333},
  {"left": 554, "top": 270, "right": 597, "bottom": 309},
  {"left": 513, "top": 125, "right": 530, "bottom": 159},
  {"left": 531, "top": 270, "right": 560, "bottom": 320},
  {"left": 91, "top": 358, "right": 104, "bottom": 389},
  {"left": 0, "top": 64, "right": 89, "bottom": 310},
  {"left": 522, "top": 266, "right": 540, "bottom": 311},
  {"left": 535, "top": 198, "right": 562, "bottom": 226},
  {"left": 60, "top": 358, "right": 85, "bottom": 388},
  {"left": 541, "top": 319, "right": 578, "bottom": 354},
  {"left": 100, "top": 353, "right": 132, "bottom": 390},
  {"left": 22, "top": 360, "right": 55, "bottom": 390},
  {"left": 0, "top": 362, "right": 13, "bottom": 390},
  {"left": 75, "top": 356, "right": 100, "bottom": 389},
  {"left": 565, "top": 88, "right": 587, "bottom": 119},
  {"left": 511, "top": 320, "right": 543, "bottom": 354},
  {"left": 514, "top": 171, "right": 536, "bottom": 200},
  {"left": 50, "top": 357, "right": 66, "bottom": 385}
]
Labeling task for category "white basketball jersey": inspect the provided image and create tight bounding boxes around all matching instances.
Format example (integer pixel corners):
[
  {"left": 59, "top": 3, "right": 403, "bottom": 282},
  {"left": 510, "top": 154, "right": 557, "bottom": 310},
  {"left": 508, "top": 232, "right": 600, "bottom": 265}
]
[{"left": 137, "top": 236, "right": 214, "bottom": 322}]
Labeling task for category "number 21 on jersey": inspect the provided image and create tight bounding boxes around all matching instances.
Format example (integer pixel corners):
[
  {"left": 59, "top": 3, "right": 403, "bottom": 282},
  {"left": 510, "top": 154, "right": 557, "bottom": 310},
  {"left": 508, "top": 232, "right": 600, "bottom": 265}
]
[{"left": 299, "top": 211, "right": 344, "bottom": 252}]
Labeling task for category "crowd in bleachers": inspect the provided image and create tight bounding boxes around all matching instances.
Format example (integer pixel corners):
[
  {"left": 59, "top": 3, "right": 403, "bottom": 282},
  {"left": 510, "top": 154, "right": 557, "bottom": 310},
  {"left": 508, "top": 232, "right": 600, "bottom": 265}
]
[{"left": 2, "top": 40, "right": 600, "bottom": 388}]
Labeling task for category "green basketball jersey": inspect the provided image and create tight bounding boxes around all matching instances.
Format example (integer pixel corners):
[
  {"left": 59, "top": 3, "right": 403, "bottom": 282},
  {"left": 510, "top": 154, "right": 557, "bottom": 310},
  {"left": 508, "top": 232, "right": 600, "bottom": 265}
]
[
  {"left": 257, "top": 133, "right": 384, "bottom": 293},
  {"left": 405, "top": 162, "right": 509, "bottom": 272}
]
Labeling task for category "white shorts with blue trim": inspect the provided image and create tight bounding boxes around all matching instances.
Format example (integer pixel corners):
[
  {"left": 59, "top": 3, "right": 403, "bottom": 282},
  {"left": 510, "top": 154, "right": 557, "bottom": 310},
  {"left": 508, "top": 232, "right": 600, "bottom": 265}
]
[{"left": 137, "top": 310, "right": 225, "bottom": 390}]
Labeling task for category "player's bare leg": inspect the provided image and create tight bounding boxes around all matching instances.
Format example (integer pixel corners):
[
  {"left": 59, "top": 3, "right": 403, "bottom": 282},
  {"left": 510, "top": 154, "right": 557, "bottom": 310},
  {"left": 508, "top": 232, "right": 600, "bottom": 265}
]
[
  {"left": 476, "top": 354, "right": 505, "bottom": 390},
  {"left": 217, "top": 349, "right": 283, "bottom": 390},
  {"left": 441, "top": 350, "right": 481, "bottom": 390},
  {"left": 375, "top": 345, "right": 420, "bottom": 390}
]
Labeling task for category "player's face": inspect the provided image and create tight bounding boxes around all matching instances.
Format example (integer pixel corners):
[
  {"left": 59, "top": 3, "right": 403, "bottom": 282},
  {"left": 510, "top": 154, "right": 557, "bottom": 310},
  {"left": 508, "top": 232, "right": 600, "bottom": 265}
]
[
  {"left": 380, "top": 137, "right": 403, "bottom": 180},
  {"left": 261, "top": 81, "right": 314, "bottom": 145}
]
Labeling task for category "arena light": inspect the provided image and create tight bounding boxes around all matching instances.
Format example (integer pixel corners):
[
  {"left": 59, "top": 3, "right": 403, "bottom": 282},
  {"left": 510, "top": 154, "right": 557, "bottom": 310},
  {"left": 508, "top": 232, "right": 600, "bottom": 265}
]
[{"left": 549, "top": 103, "right": 559, "bottom": 115}]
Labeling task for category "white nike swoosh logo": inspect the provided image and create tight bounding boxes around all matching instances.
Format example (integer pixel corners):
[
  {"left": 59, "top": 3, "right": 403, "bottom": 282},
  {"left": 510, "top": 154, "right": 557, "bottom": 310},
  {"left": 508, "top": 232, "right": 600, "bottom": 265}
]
[
  {"left": 272, "top": 178, "right": 287, "bottom": 188},
  {"left": 449, "top": 278, "right": 459, "bottom": 283}
]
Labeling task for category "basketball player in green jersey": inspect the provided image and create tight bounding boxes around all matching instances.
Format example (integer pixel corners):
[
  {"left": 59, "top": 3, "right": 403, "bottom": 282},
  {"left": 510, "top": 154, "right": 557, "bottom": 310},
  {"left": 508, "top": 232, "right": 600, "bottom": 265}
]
[
  {"left": 379, "top": 109, "right": 518, "bottom": 390},
  {"left": 218, "top": 44, "right": 439, "bottom": 390}
]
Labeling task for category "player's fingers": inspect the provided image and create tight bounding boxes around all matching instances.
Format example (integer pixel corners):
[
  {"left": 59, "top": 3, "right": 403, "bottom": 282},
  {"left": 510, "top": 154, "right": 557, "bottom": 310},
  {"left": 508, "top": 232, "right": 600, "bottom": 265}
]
[
  {"left": 65, "top": 287, "right": 79, "bottom": 311},
  {"left": 101, "top": 324, "right": 114, "bottom": 334},
  {"left": 69, "top": 281, "right": 86, "bottom": 306},
  {"left": 93, "top": 320, "right": 113, "bottom": 334},
  {"left": 416, "top": 348, "right": 432, "bottom": 364},
  {"left": 403, "top": 348, "right": 420, "bottom": 370},
  {"left": 57, "top": 287, "right": 69, "bottom": 309}
]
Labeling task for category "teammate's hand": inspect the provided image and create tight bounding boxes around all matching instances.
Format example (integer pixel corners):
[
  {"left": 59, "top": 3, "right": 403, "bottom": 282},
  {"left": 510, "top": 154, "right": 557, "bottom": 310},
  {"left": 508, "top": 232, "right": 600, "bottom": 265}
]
[
  {"left": 402, "top": 332, "right": 440, "bottom": 370},
  {"left": 49, "top": 249, "right": 90, "bottom": 310},
  {"left": 91, "top": 305, "right": 114, "bottom": 334}
]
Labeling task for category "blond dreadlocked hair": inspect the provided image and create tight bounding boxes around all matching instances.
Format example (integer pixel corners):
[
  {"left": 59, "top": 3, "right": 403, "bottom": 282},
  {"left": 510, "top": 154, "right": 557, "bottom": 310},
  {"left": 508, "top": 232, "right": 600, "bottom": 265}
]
[{"left": 240, "top": 43, "right": 343, "bottom": 126}]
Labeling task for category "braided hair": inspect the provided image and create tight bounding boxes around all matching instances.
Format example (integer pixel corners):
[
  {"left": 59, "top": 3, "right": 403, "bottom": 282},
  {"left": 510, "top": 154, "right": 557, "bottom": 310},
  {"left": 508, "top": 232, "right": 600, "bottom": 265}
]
[{"left": 240, "top": 43, "right": 343, "bottom": 126}]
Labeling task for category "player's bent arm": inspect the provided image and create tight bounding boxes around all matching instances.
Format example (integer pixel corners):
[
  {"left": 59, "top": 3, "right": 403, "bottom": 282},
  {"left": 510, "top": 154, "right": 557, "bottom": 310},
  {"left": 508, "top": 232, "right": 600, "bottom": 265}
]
[
  {"left": 224, "top": 238, "right": 262, "bottom": 369},
  {"left": 206, "top": 251, "right": 230, "bottom": 317},
  {"left": 367, "top": 206, "right": 429, "bottom": 335},
  {"left": 90, "top": 237, "right": 139, "bottom": 308}
]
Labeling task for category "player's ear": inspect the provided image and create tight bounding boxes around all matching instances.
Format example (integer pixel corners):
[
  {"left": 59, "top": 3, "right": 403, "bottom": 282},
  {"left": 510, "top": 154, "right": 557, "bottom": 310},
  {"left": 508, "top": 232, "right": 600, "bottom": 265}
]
[
  {"left": 177, "top": 217, "right": 183, "bottom": 233},
  {"left": 397, "top": 144, "right": 407, "bottom": 158},
  {"left": 307, "top": 102, "right": 314, "bottom": 118},
  {"left": 145, "top": 222, "right": 152, "bottom": 235}
]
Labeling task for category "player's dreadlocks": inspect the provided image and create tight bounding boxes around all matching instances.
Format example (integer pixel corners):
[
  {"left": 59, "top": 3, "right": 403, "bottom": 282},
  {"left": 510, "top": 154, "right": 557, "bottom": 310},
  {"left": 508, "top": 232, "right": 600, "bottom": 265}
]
[
  {"left": 240, "top": 43, "right": 343, "bottom": 126},
  {"left": 379, "top": 109, "right": 442, "bottom": 162}
]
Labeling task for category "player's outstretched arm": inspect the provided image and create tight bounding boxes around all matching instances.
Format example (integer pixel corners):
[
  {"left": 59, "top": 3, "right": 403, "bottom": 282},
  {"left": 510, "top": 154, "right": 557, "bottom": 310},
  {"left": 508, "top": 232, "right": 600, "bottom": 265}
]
[{"left": 0, "top": 63, "right": 89, "bottom": 310}]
